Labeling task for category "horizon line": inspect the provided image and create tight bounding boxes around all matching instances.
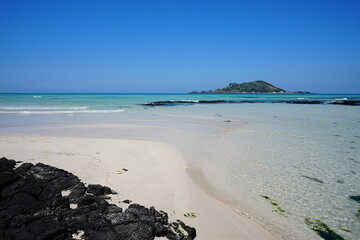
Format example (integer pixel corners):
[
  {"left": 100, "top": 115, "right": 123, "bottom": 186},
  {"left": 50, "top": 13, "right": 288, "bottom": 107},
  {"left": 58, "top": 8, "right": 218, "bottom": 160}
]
[{"left": 1, "top": 92, "right": 360, "bottom": 95}]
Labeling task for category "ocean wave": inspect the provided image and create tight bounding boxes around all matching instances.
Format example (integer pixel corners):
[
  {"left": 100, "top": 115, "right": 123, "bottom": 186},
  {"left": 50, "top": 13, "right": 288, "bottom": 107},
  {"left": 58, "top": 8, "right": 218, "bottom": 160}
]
[
  {"left": 179, "top": 100, "right": 200, "bottom": 103},
  {"left": 335, "top": 98, "right": 348, "bottom": 100},
  {"left": 33, "top": 96, "right": 42, "bottom": 98},
  {"left": 0, "top": 109, "right": 125, "bottom": 114},
  {"left": 0, "top": 106, "right": 89, "bottom": 110}
]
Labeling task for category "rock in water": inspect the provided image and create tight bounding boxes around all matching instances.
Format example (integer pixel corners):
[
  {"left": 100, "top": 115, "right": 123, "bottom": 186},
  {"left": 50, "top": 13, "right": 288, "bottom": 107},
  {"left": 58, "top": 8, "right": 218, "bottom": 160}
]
[
  {"left": 301, "top": 175, "right": 324, "bottom": 183},
  {"left": 0, "top": 157, "right": 196, "bottom": 240},
  {"left": 349, "top": 195, "right": 360, "bottom": 203}
]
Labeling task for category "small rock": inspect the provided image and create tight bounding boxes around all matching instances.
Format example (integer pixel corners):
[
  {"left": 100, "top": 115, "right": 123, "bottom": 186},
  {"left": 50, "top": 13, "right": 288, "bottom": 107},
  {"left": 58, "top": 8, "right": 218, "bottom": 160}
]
[
  {"left": 302, "top": 175, "right": 324, "bottom": 183},
  {"left": 349, "top": 195, "right": 360, "bottom": 203},
  {"left": 87, "top": 184, "right": 113, "bottom": 196}
]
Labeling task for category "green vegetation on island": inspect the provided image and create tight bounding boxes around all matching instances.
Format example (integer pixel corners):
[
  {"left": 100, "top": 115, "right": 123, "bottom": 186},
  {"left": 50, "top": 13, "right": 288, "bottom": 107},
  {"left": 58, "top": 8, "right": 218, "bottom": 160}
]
[{"left": 190, "top": 80, "right": 310, "bottom": 94}]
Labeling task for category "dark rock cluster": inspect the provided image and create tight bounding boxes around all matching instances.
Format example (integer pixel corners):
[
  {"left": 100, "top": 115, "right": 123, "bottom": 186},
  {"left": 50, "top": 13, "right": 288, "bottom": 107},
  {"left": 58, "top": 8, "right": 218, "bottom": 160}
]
[
  {"left": 142, "top": 100, "right": 236, "bottom": 106},
  {"left": 141, "top": 100, "right": 360, "bottom": 106},
  {"left": 0, "top": 157, "right": 196, "bottom": 240},
  {"left": 301, "top": 175, "right": 324, "bottom": 184}
]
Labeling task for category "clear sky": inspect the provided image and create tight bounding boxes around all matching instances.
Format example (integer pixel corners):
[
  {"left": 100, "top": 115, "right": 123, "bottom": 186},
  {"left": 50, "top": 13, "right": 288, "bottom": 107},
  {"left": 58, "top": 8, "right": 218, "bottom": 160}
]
[{"left": 0, "top": 0, "right": 359, "bottom": 93}]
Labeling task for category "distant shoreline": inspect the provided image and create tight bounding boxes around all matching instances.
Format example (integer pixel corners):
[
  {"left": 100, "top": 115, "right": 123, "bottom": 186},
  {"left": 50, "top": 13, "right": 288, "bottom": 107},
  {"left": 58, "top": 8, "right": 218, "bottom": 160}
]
[{"left": 189, "top": 91, "right": 312, "bottom": 94}]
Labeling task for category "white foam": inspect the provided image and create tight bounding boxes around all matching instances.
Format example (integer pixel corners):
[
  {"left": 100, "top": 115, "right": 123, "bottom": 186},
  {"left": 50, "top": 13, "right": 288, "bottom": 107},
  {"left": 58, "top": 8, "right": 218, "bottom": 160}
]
[
  {"left": 0, "top": 109, "right": 125, "bottom": 114},
  {"left": 0, "top": 106, "right": 89, "bottom": 110},
  {"left": 180, "top": 100, "right": 200, "bottom": 103},
  {"left": 33, "top": 96, "right": 42, "bottom": 98}
]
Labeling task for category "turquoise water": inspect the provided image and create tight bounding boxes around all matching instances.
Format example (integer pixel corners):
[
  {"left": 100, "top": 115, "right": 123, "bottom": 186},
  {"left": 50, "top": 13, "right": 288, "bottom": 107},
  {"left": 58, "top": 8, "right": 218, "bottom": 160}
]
[
  {"left": 187, "top": 103, "right": 360, "bottom": 239},
  {"left": 1, "top": 93, "right": 359, "bottom": 239},
  {"left": 0, "top": 93, "right": 359, "bottom": 114}
]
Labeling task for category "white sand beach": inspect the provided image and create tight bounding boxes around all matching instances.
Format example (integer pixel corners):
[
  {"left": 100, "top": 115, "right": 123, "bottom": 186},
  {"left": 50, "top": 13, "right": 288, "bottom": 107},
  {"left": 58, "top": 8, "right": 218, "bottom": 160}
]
[{"left": 0, "top": 131, "right": 276, "bottom": 240}]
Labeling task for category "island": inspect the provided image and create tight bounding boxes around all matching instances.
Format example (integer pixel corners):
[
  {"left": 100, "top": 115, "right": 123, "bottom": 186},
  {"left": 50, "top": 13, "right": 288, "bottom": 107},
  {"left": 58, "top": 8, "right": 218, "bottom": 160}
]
[{"left": 190, "top": 80, "right": 310, "bottom": 94}]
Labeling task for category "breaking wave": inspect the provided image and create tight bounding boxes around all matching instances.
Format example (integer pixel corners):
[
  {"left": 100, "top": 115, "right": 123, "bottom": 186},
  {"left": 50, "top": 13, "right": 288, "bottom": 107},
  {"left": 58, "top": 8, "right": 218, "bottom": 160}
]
[
  {"left": 0, "top": 109, "right": 125, "bottom": 114},
  {"left": 0, "top": 106, "right": 89, "bottom": 110}
]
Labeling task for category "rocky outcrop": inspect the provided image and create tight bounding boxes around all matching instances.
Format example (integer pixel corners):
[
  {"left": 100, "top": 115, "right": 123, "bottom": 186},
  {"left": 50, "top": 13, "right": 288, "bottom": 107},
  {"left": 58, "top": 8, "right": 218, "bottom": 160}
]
[
  {"left": 0, "top": 157, "right": 196, "bottom": 240},
  {"left": 142, "top": 100, "right": 239, "bottom": 106},
  {"left": 141, "top": 100, "right": 360, "bottom": 106}
]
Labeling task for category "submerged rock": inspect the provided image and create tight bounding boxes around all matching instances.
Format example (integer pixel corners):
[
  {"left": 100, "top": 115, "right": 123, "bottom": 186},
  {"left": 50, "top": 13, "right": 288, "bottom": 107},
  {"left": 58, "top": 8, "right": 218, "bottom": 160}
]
[
  {"left": 305, "top": 218, "right": 345, "bottom": 240},
  {"left": 0, "top": 157, "right": 196, "bottom": 240},
  {"left": 349, "top": 195, "right": 360, "bottom": 203},
  {"left": 335, "top": 179, "right": 345, "bottom": 184},
  {"left": 302, "top": 175, "right": 324, "bottom": 183}
]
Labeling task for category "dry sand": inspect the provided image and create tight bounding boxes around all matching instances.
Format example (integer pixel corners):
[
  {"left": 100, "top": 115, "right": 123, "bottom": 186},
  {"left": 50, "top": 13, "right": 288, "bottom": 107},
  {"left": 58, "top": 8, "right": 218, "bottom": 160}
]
[{"left": 0, "top": 132, "right": 276, "bottom": 240}]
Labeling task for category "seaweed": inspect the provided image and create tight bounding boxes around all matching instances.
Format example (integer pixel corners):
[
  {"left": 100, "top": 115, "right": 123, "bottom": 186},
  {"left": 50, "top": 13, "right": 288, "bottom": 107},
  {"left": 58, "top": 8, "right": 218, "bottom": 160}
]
[
  {"left": 305, "top": 218, "right": 345, "bottom": 240},
  {"left": 338, "top": 225, "right": 351, "bottom": 233},
  {"left": 356, "top": 209, "right": 360, "bottom": 218},
  {"left": 184, "top": 212, "right": 198, "bottom": 218},
  {"left": 261, "top": 195, "right": 290, "bottom": 217}
]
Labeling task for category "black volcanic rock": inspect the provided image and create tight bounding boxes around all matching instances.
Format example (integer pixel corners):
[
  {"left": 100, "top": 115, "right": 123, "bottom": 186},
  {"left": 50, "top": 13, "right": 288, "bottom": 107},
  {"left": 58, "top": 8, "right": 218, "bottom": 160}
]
[
  {"left": 87, "top": 184, "right": 114, "bottom": 196},
  {"left": 0, "top": 157, "right": 196, "bottom": 240},
  {"left": 141, "top": 99, "right": 360, "bottom": 107},
  {"left": 142, "top": 100, "right": 236, "bottom": 106}
]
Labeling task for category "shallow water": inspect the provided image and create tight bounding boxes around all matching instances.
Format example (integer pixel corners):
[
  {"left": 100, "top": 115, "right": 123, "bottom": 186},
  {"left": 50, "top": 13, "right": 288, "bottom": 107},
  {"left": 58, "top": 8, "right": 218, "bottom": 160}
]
[
  {"left": 1, "top": 93, "right": 359, "bottom": 115},
  {"left": 1, "top": 94, "right": 359, "bottom": 239},
  {"left": 184, "top": 104, "right": 360, "bottom": 239}
]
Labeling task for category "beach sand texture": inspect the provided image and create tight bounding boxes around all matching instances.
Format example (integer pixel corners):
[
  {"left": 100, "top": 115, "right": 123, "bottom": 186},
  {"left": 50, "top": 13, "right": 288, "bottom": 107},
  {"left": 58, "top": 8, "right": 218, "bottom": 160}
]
[{"left": 0, "top": 132, "right": 276, "bottom": 240}]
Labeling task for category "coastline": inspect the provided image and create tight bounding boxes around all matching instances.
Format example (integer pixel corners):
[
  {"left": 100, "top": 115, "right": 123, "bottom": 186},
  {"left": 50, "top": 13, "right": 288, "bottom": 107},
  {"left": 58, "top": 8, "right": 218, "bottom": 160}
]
[
  {"left": 0, "top": 131, "right": 276, "bottom": 240},
  {"left": 4, "top": 101, "right": 357, "bottom": 239}
]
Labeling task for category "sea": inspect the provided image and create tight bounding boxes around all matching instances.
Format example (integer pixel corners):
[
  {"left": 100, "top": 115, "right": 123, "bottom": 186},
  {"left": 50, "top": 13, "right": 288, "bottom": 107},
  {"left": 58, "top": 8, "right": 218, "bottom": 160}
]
[{"left": 0, "top": 93, "right": 359, "bottom": 239}]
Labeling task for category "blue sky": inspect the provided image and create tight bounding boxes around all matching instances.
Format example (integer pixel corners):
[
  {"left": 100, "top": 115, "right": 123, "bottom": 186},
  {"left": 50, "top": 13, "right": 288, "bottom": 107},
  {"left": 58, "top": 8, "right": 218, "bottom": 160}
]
[{"left": 0, "top": 0, "right": 359, "bottom": 93}]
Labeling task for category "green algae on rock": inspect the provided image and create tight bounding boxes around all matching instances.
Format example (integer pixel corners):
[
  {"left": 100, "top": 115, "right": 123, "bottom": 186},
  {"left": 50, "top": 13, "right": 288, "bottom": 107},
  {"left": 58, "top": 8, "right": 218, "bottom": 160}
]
[
  {"left": 261, "top": 195, "right": 290, "bottom": 217},
  {"left": 338, "top": 225, "right": 352, "bottom": 233},
  {"left": 305, "top": 218, "right": 345, "bottom": 240}
]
